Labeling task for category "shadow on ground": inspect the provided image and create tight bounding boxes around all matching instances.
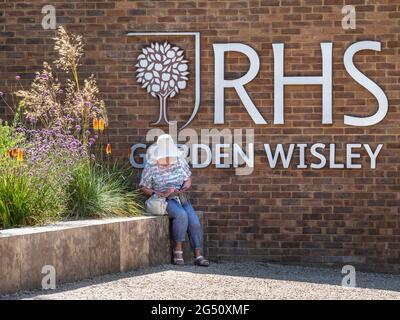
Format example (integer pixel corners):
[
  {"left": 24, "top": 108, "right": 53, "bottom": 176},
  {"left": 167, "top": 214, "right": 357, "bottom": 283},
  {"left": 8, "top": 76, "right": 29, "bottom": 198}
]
[{"left": 2, "top": 261, "right": 400, "bottom": 300}]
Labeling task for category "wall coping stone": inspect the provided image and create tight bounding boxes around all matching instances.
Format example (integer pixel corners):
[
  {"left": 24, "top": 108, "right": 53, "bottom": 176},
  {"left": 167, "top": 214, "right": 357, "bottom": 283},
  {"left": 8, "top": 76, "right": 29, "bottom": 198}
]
[{"left": 0, "top": 216, "right": 157, "bottom": 237}]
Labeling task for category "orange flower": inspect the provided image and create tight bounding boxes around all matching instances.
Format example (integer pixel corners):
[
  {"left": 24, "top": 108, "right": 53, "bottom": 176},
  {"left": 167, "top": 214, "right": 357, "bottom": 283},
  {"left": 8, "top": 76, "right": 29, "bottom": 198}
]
[
  {"left": 99, "top": 118, "right": 105, "bottom": 133},
  {"left": 17, "top": 148, "right": 23, "bottom": 162},
  {"left": 11, "top": 149, "right": 17, "bottom": 158},
  {"left": 106, "top": 143, "right": 111, "bottom": 156},
  {"left": 93, "top": 117, "right": 99, "bottom": 131}
]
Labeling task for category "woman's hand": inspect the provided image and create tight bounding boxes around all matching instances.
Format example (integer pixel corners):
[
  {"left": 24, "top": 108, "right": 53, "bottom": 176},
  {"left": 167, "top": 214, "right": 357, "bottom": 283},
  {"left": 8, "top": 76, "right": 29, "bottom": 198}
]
[
  {"left": 178, "top": 178, "right": 191, "bottom": 194},
  {"left": 158, "top": 187, "right": 176, "bottom": 198},
  {"left": 142, "top": 187, "right": 177, "bottom": 198},
  {"left": 142, "top": 187, "right": 155, "bottom": 196}
]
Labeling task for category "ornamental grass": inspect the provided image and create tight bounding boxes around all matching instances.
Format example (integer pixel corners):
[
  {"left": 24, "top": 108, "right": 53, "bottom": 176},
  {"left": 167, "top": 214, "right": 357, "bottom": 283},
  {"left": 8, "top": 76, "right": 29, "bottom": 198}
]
[{"left": 0, "top": 27, "right": 143, "bottom": 229}]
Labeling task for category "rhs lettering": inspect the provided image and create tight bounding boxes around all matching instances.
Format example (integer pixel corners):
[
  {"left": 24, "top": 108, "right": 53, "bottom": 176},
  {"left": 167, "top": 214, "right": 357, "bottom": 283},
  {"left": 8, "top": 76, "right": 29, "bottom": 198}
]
[{"left": 214, "top": 41, "right": 388, "bottom": 127}]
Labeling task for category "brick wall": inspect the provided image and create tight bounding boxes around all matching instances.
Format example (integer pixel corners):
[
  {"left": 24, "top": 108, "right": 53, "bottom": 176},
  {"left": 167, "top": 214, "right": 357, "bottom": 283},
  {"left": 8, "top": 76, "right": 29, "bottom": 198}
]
[{"left": 1, "top": 0, "right": 399, "bottom": 272}]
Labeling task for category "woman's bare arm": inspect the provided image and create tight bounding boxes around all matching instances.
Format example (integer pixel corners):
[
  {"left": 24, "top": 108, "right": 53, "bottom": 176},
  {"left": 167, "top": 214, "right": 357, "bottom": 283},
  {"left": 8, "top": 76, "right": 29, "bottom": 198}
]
[
  {"left": 141, "top": 186, "right": 176, "bottom": 198},
  {"left": 141, "top": 187, "right": 155, "bottom": 196},
  {"left": 179, "top": 178, "right": 192, "bottom": 193}
]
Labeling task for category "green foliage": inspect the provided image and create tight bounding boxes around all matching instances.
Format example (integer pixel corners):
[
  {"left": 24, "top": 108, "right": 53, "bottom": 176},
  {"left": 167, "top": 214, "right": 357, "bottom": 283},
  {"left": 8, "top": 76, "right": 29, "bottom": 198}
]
[
  {"left": 0, "top": 156, "right": 143, "bottom": 229},
  {"left": 0, "top": 120, "right": 25, "bottom": 158},
  {"left": 0, "top": 160, "right": 66, "bottom": 228},
  {"left": 0, "top": 27, "right": 142, "bottom": 230},
  {"left": 66, "top": 161, "right": 143, "bottom": 218}
]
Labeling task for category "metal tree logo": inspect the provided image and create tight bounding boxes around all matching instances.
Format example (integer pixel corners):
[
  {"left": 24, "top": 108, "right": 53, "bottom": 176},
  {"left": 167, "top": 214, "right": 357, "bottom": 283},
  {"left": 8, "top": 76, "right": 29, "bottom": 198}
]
[{"left": 136, "top": 42, "right": 189, "bottom": 125}]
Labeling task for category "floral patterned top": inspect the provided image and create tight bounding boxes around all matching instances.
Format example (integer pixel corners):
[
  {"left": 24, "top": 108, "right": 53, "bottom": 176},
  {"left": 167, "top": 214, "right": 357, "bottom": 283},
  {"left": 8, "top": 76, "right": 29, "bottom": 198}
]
[{"left": 139, "top": 157, "right": 191, "bottom": 193}]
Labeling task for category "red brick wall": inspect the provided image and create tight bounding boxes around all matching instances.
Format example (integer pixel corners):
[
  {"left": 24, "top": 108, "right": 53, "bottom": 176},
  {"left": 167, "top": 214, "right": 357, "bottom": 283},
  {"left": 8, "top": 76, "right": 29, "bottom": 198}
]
[{"left": 1, "top": 0, "right": 399, "bottom": 272}]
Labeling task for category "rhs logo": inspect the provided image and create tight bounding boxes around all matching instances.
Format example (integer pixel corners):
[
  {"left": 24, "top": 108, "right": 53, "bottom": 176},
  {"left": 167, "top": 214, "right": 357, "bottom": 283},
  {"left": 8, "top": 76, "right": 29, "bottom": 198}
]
[
  {"left": 128, "top": 31, "right": 201, "bottom": 129},
  {"left": 128, "top": 32, "right": 388, "bottom": 172},
  {"left": 129, "top": 32, "right": 388, "bottom": 128},
  {"left": 136, "top": 42, "right": 189, "bottom": 125}
]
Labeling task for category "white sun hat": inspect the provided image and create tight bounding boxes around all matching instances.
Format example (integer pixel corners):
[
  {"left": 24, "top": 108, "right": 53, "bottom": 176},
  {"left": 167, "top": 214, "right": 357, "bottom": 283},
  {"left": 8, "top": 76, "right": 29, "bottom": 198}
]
[{"left": 147, "top": 134, "right": 182, "bottom": 163}]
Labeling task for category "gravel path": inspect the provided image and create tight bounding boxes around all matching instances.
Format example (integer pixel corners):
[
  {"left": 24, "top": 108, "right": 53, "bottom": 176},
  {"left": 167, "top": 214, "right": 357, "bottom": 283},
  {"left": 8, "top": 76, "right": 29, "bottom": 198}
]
[{"left": 2, "top": 262, "right": 400, "bottom": 300}]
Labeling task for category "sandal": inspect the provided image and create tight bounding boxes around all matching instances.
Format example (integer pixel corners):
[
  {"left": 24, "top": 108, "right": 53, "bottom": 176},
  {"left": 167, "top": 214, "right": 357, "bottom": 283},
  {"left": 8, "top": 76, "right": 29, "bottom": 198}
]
[
  {"left": 173, "top": 250, "right": 185, "bottom": 266},
  {"left": 194, "top": 256, "right": 209, "bottom": 267}
]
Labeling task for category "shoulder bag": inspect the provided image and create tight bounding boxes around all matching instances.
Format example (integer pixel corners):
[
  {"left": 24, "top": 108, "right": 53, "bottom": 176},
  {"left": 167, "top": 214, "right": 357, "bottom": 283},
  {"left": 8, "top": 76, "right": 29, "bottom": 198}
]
[{"left": 144, "top": 194, "right": 168, "bottom": 216}]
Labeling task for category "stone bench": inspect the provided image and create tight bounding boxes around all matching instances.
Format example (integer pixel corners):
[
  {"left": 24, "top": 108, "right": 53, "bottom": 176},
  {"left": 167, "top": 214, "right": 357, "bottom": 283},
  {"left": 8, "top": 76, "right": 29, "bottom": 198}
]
[{"left": 0, "top": 212, "right": 205, "bottom": 295}]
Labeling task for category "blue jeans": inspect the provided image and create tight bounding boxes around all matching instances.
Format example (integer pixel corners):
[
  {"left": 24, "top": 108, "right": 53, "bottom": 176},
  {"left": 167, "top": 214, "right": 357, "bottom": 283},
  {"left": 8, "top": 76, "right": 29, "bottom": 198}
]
[{"left": 166, "top": 198, "right": 203, "bottom": 250}]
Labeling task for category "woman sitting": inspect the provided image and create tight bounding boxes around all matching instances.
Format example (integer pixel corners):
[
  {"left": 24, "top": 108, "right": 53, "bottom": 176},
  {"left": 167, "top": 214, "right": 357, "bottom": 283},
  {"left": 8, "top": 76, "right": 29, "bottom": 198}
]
[{"left": 140, "top": 134, "right": 209, "bottom": 267}]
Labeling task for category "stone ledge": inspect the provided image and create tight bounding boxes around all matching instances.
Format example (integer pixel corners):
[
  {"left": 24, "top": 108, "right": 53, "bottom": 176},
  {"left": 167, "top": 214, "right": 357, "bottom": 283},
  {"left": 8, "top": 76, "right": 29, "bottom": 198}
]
[
  {"left": 0, "top": 216, "right": 170, "bottom": 295},
  {"left": 0, "top": 212, "right": 205, "bottom": 295}
]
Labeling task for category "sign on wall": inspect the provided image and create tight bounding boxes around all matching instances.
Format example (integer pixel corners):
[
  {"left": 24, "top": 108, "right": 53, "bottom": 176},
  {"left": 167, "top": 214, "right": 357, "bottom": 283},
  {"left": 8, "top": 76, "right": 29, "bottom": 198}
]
[{"left": 128, "top": 32, "right": 388, "bottom": 171}]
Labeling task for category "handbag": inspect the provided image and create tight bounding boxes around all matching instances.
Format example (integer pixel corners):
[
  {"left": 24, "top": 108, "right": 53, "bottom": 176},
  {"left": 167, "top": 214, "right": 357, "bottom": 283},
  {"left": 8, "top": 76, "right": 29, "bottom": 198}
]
[
  {"left": 144, "top": 194, "right": 168, "bottom": 216},
  {"left": 178, "top": 192, "right": 190, "bottom": 205},
  {"left": 167, "top": 189, "right": 190, "bottom": 205}
]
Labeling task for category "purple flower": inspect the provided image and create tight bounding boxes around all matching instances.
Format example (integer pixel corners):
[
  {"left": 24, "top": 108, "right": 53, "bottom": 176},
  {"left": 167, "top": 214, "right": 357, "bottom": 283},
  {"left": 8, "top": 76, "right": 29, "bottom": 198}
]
[
  {"left": 70, "top": 141, "right": 78, "bottom": 148},
  {"left": 0, "top": 91, "right": 4, "bottom": 97},
  {"left": 75, "top": 125, "right": 81, "bottom": 131},
  {"left": 15, "top": 75, "right": 21, "bottom": 80},
  {"left": 84, "top": 101, "right": 91, "bottom": 107},
  {"left": 25, "top": 126, "right": 87, "bottom": 167},
  {"left": 40, "top": 74, "right": 48, "bottom": 80}
]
